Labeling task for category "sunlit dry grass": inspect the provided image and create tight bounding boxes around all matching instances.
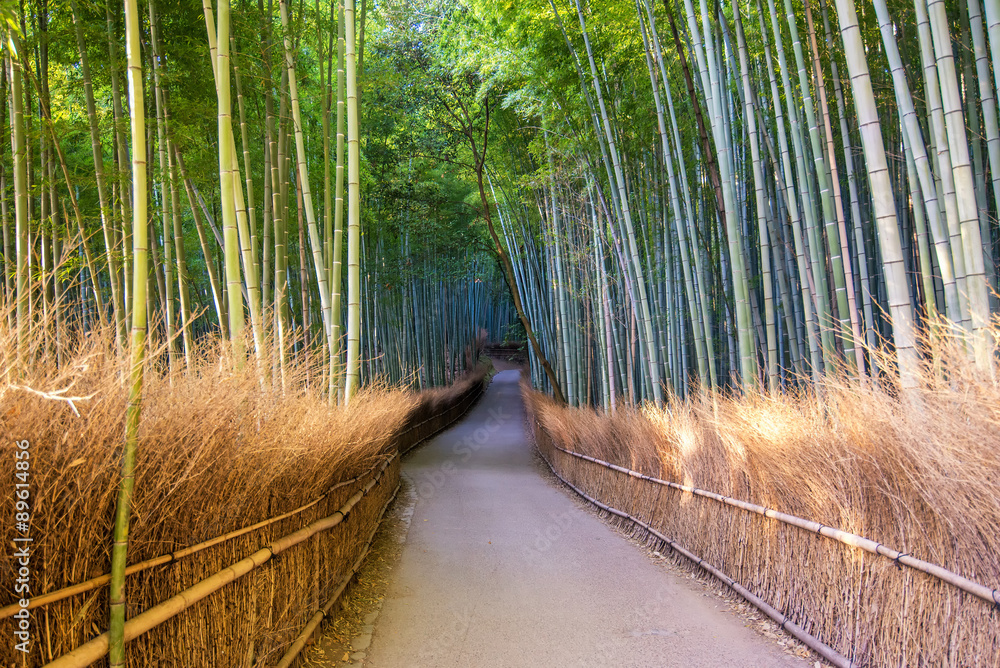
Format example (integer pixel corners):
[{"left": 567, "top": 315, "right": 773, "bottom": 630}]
[{"left": 525, "top": 321, "right": 1000, "bottom": 666}]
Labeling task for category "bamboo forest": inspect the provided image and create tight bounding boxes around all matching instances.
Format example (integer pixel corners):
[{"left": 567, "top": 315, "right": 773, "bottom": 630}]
[{"left": 2, "top": 0, "right": 999, "bottom": 665}]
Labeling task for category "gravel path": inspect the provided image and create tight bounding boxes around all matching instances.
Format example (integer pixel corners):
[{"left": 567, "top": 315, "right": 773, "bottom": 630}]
[{"left": 363, "top": 370, "right": 812, "bottom": 668}]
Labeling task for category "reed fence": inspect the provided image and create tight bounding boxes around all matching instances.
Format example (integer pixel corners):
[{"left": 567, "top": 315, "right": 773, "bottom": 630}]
[
  {"left": 1, "top": 370, "right": 486, "bottom": 668},
  {"left": 525, "top": 390, "right": 1000, "bottom": 667}
]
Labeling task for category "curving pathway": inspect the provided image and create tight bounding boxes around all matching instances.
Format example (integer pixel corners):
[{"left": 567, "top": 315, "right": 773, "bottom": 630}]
[{"left": 363, "top": 370, "right": 811, "bottom": 668}]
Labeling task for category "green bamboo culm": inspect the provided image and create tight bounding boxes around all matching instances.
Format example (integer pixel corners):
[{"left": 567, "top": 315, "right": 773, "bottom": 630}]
[
  {"left": 833, "top": 0, "right": 919, "bottom": 389},
  {"left": 108, "top": 0, "right": 148, "bottom": 661},
  {"left": 344, "top": 0, "right": 361, "bottom": 403},
  {"left": 330, "top": 0, "right": 346, "bottom": 402},
  {"left": 215, "top": 0, "right": 245, "bottom": 366},
  {"left": 8, "top": 44, "right": 28, "bottom": 373},
  {"left": 71, "top": 0, "right": 125, "bottom": 351}
]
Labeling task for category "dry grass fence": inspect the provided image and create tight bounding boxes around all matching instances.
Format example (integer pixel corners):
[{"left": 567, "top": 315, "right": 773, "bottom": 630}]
[
  {"left": 0, "top": 321, "right": 487, "bottom": 668},
  {"left": 525, "top": 326, "right": 1000, "bottom": 667}
]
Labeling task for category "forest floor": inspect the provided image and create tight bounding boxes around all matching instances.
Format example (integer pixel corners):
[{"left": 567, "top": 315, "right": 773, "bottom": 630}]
[{"left": 303, "top": 370, "right": 818, "bottom": 667}]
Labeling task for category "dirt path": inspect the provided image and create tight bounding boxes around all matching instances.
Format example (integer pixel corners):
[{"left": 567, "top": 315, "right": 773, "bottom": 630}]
[{"left": 340, "top": 370, "right": 813, "bottom": 667}]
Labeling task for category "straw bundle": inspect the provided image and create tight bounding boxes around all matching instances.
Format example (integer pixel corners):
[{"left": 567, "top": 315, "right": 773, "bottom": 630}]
[
  {"left": 0, "top": 322, "right": 487, "bottom": 668},
  {"left": 523, "top": 329, "right": 1000, "bottom": 667}
]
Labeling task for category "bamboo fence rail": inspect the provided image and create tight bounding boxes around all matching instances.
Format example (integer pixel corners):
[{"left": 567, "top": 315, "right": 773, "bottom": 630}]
[
  {"left": 528, "top": 403, "right": 1000, "bottom": 666},
  {"left": 16, "top": 373, "right": 487, "bottom": 668},
  {"left": 547, "top": 443, "right": 1000, "bottom": 607},
  {"left": 273, "top": 481, "right": 400, "bottom": 668},
  {"left": 537, "top": 448, "right": 854, "bottom": 668},
  {"left": 0, "top": 474, "right": 367, "bottom": 619},
  {"left": 46, "top": 455, "right": 396, "bottom": 668},
  {"left": 43, "top": 457, "right": 397, "bottom": 668},
  {"left": 1, "top": 384, "right": 483, "bottom": 624}
]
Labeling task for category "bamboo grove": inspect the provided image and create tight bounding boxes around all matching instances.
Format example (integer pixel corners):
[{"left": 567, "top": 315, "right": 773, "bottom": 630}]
[
  {"left": 448, "top": 0, "right": 1000, "bottom": 407},
  {"left": 0, "top": 0, "right": 516, "bottom": 396},
  {"left": 2, "top": 2, "right": 998, "bottom": 412}
]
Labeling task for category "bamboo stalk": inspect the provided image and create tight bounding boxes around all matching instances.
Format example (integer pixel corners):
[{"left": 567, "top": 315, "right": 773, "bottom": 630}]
[
  {"left": 108, "top": 0, "right": 149, "bottom": 661},
  {"left": 344, "top": 0, "right": 362, "bottom": 402},
  {"left": 834, "top": 0, "right": 919, "bottom": 389},
  {"left": 214, "top": 0, "right": 247, "bottom": 366},
  {"left": 925, "top": 0, "right": 993, "bottom": 369},
  {"left": 8, "top": 44, "right": 28, "bottom": 371},
  {"left": 331, "top": 0, "right": 347, "bottom": 400}
]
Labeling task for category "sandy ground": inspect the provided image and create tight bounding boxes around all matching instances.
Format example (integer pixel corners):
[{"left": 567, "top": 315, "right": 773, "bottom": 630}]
[{"left": 343, "top": 370, "right": 813, "bottom": 668}]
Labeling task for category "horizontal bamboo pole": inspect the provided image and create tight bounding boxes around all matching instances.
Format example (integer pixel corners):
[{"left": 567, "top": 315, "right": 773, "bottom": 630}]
[
  {"left": 538, "top": 446, "right": 854, "bottom": 668},
  {"left": 8, "top": 379, "right": 486, "bottom": 621},
  {"left": 42, "top": 457, "right": 396, "bottom": 668},
  {"left": 0, "top": 473, "right": 370, "bottom": 620},
  {"left": 272, "top": 482, "right": 400, "bottom": 668},
  {"left": 550, "top": 443, "right": 1000, "bottom": 608}
]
